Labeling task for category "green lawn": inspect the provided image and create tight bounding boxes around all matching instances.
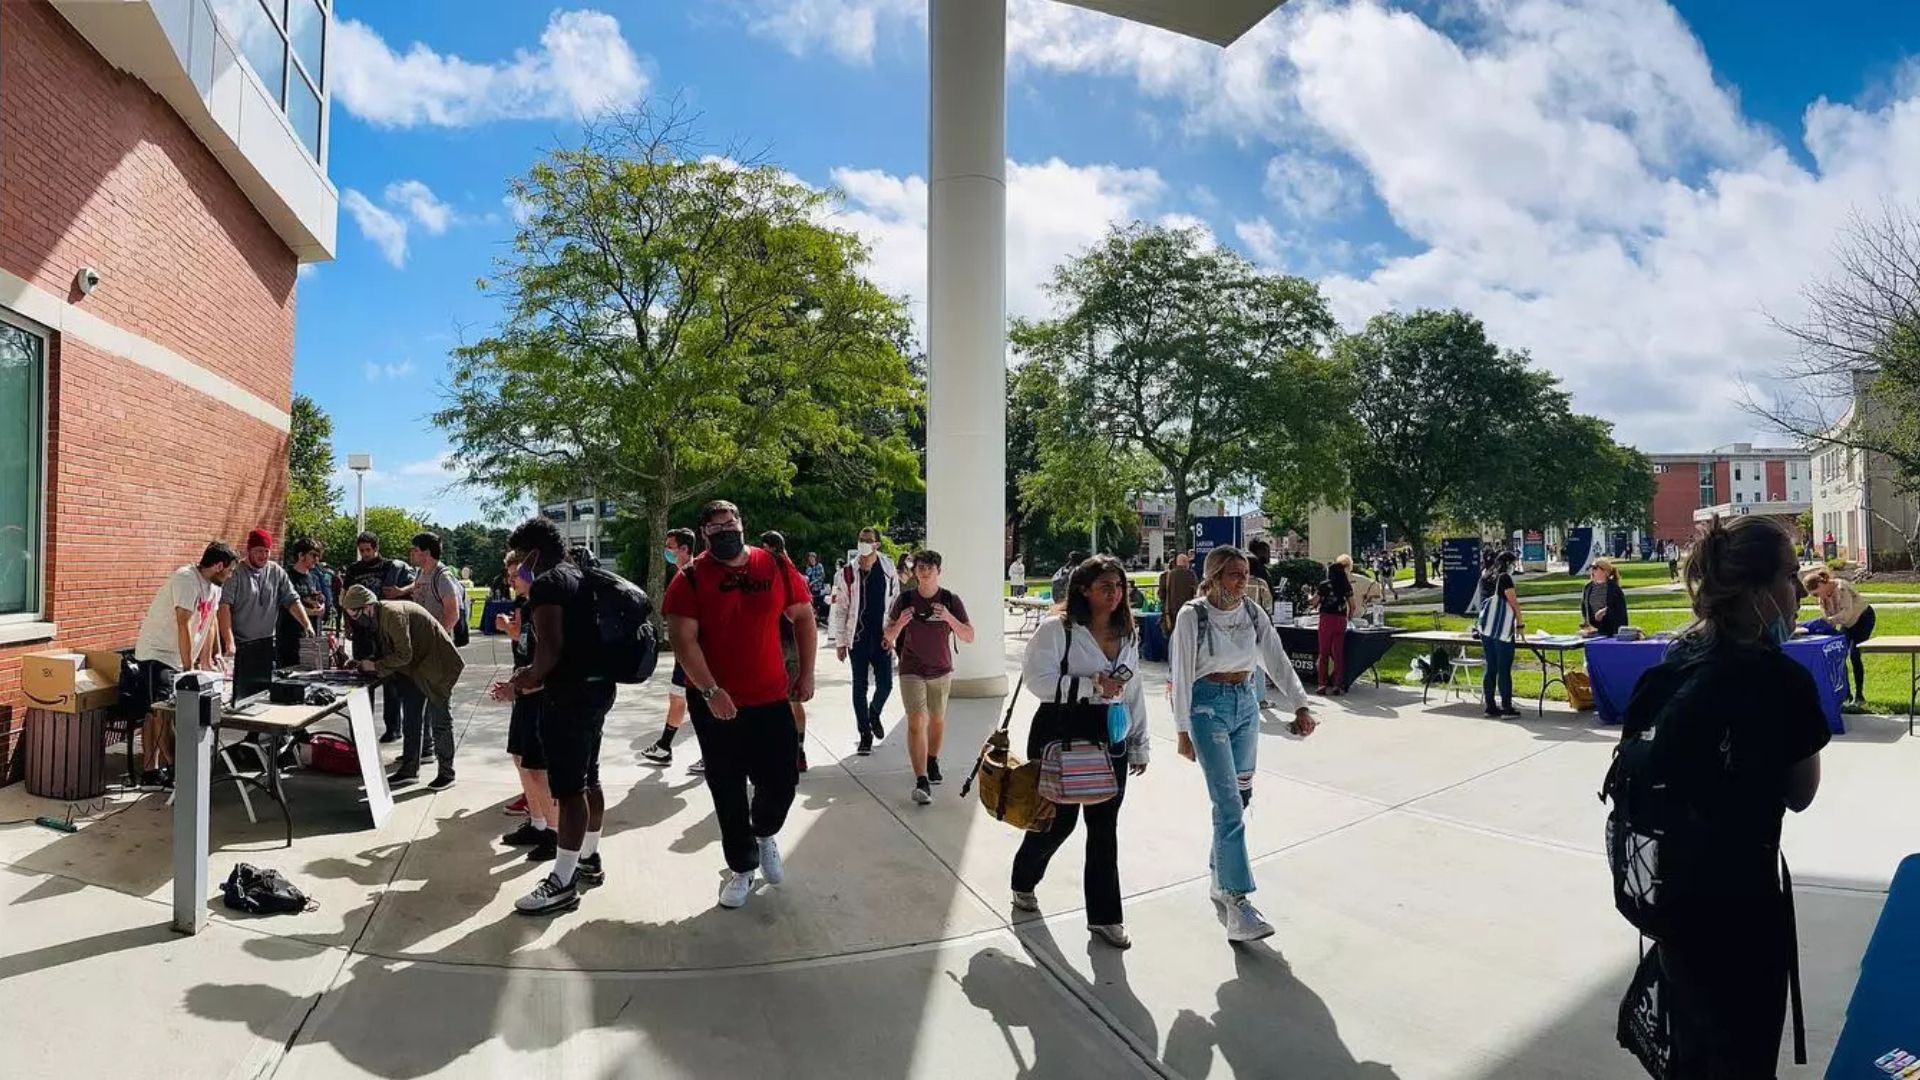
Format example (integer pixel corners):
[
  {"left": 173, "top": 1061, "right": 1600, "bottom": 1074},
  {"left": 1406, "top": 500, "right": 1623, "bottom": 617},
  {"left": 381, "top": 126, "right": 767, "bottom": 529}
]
[{"left": 1369, "top": 605, "right": 1920, "bottom": 715}]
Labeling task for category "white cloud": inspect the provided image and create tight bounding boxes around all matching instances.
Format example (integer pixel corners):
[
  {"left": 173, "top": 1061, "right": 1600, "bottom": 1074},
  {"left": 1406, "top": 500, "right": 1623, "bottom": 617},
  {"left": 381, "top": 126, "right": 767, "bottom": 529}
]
[
  {"left": 397, "top": 452, "right": 457, "bottom": 478},
  {"left": 296, "top": 263, "right": 318, "bottom": 281},
  {"left": 1285, "top": 0, "right": 1916, "bottom": 448},
  {"left": 1263, "top": 152, "right": 1361, "bottom": 221},
  {"left": 341, "top": 189, "right": 409, "bottom": 267},
  {"left": 363, "top": 360, "right": 416, "bottom": 383},
  {"left": 332, "top": 9, "right": 647, "bottom": 128},
  {"left": 384, "top": 180, "right": 454, "bottom": 235},
  {"left": 826, "top": 157, "right": 1168, "bottom": 328},
  {"left": 744, "top": 0, "right": 919, "bottom": 63},
  {"left": 1235, "top": 217, "right": 1284, "bottom": 267},
  {"left": 503, "top": 194, "right": 536, "bottom": 225}
]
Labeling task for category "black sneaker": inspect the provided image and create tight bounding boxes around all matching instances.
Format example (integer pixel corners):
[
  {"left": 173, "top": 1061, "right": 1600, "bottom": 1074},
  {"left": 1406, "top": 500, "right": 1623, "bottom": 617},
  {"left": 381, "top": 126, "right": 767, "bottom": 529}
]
[
  {"left": 927, "top": 756, "right": 943, "bottom": 785},
  {"left": 514, "top": 873, "right": 579, "bottom": 915},
  {"left": 387, "top": 768, "right": 420, "bottom": 786},
  {"left": 1499, "top": 705, "right": 1523, "bottom": 718},
  {"left": 378, "top": 730, "right": 402, "bottom": 744},
  {"left": 427, "top": 772, "right": 456, "bottom": 792},
  {"left": 870, "top": 719, "right": 886, "bottom": 741},
  {"left": 577, "top": 852, "right": 605, "bottom": 887},
  {"left": 525, "top": 835, "right": 557, "bottom": 863},
  {"left": 502, "top": 821, "right": 548, "bottom": 846},
  {"left": 856, "top": 735, "right": 873, "bottom": 757}
]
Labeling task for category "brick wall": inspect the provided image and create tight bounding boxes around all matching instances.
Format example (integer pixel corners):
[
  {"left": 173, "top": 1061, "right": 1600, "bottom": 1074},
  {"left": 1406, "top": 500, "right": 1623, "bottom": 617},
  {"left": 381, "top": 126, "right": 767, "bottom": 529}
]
[
  {"left": 1651, "top": 462, "right": 1700, "bottom": 544},
  {"left": 0, "top": 1, "right": 295, "bottom": 713},
  {"left": 1765, "top": 460, "right": 1788, "bottom": 502}
]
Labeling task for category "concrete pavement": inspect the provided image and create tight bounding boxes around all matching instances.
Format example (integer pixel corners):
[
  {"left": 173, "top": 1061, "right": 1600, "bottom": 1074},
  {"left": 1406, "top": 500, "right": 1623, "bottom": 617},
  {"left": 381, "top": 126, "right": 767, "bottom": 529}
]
[{"left": 0, "top": 631, "right": 1910, "bottom": 1078}]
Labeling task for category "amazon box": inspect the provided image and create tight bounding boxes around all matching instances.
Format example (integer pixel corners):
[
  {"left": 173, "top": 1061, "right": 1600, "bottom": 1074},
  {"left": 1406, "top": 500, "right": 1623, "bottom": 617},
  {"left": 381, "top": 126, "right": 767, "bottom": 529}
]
[{"left": 20, "top": 650, "right": 122, "bottom": 714}]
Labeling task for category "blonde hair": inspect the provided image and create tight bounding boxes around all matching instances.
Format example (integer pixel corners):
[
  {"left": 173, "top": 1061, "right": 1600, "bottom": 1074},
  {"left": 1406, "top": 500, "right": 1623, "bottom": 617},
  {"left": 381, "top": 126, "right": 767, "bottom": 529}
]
[
  {"left": 1801, "top": 567, "right": 1832, "bottom": 590},
  {"left": 1201, "top": 545, "right": 1250, "bottom": 600},
  {"left": 1591, "top": 557, "right": 1619, "bottom": 581},
  {"left": 1335, "top": 553, "right": 1353, "bottom": 569}
]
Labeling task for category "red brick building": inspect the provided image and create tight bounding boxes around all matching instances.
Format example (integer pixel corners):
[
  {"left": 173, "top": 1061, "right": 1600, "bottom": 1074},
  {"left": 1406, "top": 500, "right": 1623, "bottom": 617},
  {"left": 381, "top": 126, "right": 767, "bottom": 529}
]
[
  {"left": 1648, "top": 444, "right": 1811, "bottom": 545},
  {"left": 0, "top": 0, "right": 335, "bottom": 761}
]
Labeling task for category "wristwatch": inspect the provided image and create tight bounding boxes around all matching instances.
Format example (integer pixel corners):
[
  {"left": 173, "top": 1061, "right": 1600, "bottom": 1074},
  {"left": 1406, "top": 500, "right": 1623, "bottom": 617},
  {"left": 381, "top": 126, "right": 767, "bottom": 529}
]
[{"left": 700, "top": 685, "right": 723, "bottom": 702}]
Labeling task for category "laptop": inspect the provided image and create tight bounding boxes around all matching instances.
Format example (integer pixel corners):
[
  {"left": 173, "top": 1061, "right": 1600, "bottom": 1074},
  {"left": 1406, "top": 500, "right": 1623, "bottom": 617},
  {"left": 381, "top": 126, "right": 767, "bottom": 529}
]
[{"left": 228, "top": 645, "right": 275, "bottom": 713}]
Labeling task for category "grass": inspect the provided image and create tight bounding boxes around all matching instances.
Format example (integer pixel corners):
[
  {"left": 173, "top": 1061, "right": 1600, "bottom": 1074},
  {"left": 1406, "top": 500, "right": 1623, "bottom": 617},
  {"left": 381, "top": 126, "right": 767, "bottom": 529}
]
[{"left": 1368, "top": 605, "right": 1920, "bottom": 716}]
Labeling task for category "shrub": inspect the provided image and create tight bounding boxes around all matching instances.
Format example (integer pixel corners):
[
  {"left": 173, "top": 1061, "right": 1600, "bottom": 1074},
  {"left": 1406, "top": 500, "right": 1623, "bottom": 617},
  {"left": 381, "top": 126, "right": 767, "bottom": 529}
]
[{"left": 1272, "top": 558, "right": 1326, "bottom": 606}]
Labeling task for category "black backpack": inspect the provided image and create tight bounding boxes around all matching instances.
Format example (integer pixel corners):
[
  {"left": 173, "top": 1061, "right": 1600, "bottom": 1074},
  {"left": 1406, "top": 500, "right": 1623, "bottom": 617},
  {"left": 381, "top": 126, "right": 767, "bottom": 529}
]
[
  {"left": 220, "top": 863, "right": 314, "bottom": 914},
  {"left": 581, "top": 565, "right": 659, "bottom": 684}
]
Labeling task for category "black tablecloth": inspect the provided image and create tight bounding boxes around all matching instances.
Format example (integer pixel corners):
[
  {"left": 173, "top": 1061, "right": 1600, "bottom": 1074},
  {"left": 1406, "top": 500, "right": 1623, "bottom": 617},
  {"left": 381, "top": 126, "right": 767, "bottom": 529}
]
[{"left": 1274, "top": 624, "right": 1401, "bottom": 690}]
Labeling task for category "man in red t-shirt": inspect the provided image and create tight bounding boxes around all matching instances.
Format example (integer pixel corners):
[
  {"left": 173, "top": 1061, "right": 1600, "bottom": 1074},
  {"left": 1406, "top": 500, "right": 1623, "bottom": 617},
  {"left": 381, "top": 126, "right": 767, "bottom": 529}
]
[{"left": 663, "top": 499, "right": 817, "bottom": 910}]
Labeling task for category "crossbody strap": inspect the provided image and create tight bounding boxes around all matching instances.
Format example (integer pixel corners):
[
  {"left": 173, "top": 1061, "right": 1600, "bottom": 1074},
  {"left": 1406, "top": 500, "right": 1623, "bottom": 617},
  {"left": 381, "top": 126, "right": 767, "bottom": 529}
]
[{"left": 1782, "top": 853, "right": 1807, "bottom": 1065}]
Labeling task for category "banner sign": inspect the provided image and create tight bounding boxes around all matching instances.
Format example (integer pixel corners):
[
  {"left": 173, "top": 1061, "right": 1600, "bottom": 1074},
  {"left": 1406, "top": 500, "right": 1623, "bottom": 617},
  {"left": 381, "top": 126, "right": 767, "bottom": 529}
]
[
  {"left": 1440, "top": 537, "right": 1483, "bottom": 617},
  {"left": 1565, "top": 527, "right": 1596, "bottom": 577},
  {"left": 1523, "top": 529, "right": 1546, "bottom": 564},
  {"left": 1192, "top": 515, "right": 1242, "bottom": 564}
]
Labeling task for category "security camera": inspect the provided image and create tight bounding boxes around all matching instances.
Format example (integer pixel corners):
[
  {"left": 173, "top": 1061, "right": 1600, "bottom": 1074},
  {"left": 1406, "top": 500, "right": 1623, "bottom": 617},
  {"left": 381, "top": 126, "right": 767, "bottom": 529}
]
[{"left": 75, "top": 266, "right": 100, "bottom": 295}]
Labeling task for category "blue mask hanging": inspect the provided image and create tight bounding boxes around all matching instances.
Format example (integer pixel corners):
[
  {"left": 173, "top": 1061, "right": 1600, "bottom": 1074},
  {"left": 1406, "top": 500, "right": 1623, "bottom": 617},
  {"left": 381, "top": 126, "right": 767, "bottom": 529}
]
[{"left": 1107, "top": 702, "right": 1130, "bottom": 744}]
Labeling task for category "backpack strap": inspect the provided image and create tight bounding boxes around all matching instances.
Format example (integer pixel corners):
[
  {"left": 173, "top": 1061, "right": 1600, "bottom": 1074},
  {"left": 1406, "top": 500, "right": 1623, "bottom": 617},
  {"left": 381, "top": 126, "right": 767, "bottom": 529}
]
[{"left": 1782, "top": 853, "right": 1807, "bottom": 1065}]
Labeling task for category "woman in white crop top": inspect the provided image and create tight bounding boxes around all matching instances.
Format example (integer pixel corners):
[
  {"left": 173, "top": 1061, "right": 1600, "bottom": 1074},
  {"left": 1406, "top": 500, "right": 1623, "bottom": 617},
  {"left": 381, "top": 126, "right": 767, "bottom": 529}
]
[
  {"left": 1169, "top": 545, "right": 1318, "bottom": 943},
  {"left": 1009, "top": 555, "right": 1148, "bottom": 951}
]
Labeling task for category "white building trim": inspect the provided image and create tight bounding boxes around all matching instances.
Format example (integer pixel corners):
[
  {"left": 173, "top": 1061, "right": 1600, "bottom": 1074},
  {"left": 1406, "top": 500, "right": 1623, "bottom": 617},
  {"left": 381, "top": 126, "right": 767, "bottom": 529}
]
[{"left": 0, "top": 267, "right": 291, "bottom": 431}]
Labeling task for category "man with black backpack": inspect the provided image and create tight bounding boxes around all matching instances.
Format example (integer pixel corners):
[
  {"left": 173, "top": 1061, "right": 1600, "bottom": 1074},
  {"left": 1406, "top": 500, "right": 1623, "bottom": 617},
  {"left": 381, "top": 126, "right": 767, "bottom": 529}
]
[
  {"left": 664, "top": 500, "right": 817, "bottom": 911},
  {"left": 507, "top": 517, "right": 619, "bottom": 916}
]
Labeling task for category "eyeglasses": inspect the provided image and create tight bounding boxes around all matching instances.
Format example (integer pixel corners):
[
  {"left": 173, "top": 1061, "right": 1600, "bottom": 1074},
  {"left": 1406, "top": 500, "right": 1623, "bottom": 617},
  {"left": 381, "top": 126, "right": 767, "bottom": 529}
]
[{"left": 702, "top": 518, "right": 740, "bottom": 534}]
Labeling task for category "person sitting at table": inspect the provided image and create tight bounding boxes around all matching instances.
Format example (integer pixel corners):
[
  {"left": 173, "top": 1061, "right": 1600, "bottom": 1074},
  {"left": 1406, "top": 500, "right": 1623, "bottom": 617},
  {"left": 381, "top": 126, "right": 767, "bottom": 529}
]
[
  {"left": 1580, "top": 557, "right": 1629, "bottom": 638},
  {"left": 1611, "top": 514, "right": 1824, "bottom": 1076},
  {"left": 1798, "top": 567, "right": 1876, "bottom": 712}
]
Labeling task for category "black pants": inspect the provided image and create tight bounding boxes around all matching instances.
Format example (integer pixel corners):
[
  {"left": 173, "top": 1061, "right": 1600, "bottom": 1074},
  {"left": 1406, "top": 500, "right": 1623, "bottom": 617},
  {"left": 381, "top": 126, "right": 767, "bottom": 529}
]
[
  {"left": 690, "top": 698, "right": 800, "bottom": 873},
  {"left": 1846, "top": 606, "right": 1877, "bottom": 700},
  {"left": 1010, "top": 751, "right": 1128, "bottom": 925},
  {"left": 539, "top": 681, "right": 615, "bottom": 798},
  {"left": 849, "top": 635, "right": 892, "bottom": 737},
  {"left": 394, "top": 675, "right": 454, "bottom": 776}
]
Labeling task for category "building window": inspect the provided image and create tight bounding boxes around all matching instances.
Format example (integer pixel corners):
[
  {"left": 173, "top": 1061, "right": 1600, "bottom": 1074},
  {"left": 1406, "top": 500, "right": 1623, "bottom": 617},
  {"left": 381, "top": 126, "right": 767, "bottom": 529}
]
[
  {"left": 1735, "top": 492, "right": 1743, "bottom": 503},
  {"left": 1734, "top": 464, "right": 1742, "bottom": 481},
  {"left": 212, "top": 0, "right": 327, "bottom": 163},
  {"left": 0, "top": 312, "right": 46, "bottom": 621},
  {"left": 1652, "top": 463, "right": 1668, "bottom": 475}
]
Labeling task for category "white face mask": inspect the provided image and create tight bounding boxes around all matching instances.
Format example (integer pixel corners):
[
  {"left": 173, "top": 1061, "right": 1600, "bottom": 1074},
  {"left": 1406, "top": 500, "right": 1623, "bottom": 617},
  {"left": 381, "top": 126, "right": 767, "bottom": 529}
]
[{"left": 857, "top": 542, "right": 876, "bottom": 558}]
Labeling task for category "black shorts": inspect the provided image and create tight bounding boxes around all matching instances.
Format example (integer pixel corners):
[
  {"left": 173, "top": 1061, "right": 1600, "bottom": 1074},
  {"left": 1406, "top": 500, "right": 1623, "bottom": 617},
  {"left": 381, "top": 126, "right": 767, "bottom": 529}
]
[
  {"left": 538, "top": 680, "right": 616, "bottom": 798},
  {"left": 507, "top": 695, "right": 545, "bottom": 769}
]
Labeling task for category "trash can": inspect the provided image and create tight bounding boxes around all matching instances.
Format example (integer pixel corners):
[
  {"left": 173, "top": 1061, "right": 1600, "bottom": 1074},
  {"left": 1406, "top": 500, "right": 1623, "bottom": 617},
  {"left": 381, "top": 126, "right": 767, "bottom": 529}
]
[{"left": 24, "top": 707, "right": 108, "bottom": 800}]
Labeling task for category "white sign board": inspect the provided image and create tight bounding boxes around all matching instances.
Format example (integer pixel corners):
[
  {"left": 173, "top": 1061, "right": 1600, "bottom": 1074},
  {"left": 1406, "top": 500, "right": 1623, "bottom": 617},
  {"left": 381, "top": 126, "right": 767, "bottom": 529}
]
[{"left": 347, "top": 687, "right": 394, "bottom": 827}]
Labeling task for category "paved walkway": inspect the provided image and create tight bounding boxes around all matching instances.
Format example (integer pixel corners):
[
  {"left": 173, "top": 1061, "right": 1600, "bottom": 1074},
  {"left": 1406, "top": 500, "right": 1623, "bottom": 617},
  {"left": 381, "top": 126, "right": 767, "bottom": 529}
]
[{"left": 0, "top": 634, "right": 1911, "bottom": 1078}]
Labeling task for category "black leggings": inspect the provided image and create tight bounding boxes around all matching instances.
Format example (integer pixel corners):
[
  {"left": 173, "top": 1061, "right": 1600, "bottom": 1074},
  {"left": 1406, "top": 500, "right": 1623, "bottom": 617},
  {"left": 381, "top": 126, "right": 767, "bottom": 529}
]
[{"left": 1846, "top": 606, "right": 1877, "bottom": 700}]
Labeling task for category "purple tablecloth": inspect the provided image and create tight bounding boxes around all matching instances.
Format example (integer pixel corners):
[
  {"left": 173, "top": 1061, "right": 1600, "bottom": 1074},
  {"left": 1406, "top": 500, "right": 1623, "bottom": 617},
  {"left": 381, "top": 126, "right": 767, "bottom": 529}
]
[{"left": 1582, "top": 635, "right": 1849, "bottom": 734}]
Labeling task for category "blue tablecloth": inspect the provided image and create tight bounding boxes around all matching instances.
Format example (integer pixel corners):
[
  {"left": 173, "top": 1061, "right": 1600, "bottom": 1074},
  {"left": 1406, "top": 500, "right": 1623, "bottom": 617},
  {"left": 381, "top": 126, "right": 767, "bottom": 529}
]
[
  {"left": 1583, "top": 636, "right": 1848, "bottom": 734},
  {"left": 479, "top": 598, "right": 517, "bottom": 635},
  {"left": 1828, "top": 854, "right": 1920, "bottom": 1079},
  {"left": 1137, "top": 612, "right": 1168, "bottom": 662}
]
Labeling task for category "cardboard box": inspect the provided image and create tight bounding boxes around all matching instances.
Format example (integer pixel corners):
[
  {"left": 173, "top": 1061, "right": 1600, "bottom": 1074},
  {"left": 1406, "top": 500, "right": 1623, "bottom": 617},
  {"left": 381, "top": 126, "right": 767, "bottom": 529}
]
[{"left": 20, "top": 650, "right": 123, "bottom": 714}]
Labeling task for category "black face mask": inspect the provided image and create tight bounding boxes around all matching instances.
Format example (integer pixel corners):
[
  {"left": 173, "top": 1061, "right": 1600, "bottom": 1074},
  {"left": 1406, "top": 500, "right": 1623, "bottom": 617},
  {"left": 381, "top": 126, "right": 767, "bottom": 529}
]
[{"left": 707, "top": 529, "right": 745, "bottom": 560}]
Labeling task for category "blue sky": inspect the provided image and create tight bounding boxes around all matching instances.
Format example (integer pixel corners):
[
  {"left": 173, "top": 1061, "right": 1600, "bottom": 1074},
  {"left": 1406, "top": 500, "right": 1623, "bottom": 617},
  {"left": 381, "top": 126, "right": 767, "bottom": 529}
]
[{"left": 298, "top": 0, "right": 1920, "bottom": 524}]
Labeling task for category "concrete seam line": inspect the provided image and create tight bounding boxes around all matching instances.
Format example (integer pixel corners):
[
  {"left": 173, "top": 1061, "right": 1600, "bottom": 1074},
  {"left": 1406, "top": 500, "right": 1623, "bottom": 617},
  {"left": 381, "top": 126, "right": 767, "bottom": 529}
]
[{"left": 1010, "top": 919, "right": 1176, "bottom": 1079}]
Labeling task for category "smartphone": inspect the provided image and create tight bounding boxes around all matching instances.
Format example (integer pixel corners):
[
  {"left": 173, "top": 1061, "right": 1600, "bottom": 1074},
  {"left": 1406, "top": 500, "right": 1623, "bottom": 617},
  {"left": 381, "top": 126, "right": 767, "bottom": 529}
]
[{"left": 1109, "top": 664, "right": 1134, "bottom": 684}]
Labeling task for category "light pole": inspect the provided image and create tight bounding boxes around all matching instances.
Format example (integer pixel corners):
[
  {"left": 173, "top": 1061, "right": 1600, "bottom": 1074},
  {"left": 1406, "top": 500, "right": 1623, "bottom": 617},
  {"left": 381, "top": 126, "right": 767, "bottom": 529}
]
[{"left": 347, "top": 453, "right": 371, "bottom": 534}]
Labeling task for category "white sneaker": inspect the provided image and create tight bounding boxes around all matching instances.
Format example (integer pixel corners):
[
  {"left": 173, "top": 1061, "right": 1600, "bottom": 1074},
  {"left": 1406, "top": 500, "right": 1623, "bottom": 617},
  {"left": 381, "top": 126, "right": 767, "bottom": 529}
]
[
  {"left": 1090, "top": 923, "right": 1132, "bottom": 949},
  {"left": 1221, "top": 893, "right": 1274, "bottom": 942},
  {"left": 514, "top": 873, "right": 579, "bottom": 916},
  {"left": 688, "top": 758, "right": 706, "bottom": 775},
  {"left": 1011, "top": 890, "right": 1039, "bottom": 912},
  {"left": 756, "top": 836, "right": 784, "bottom": 885},
  {"left": 911, "top": 781, "right": 932, "bottom": 805},
  {"left": 719, "top": 869, "right": 755, "bottom": 909}
]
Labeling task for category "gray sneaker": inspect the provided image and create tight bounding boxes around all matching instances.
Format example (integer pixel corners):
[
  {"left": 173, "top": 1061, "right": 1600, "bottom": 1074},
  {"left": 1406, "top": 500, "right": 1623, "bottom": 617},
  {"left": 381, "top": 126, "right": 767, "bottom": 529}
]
[
  {"left": 1220, "top": 893, "right": 1274, "bottom": 942},
  {"left": 688, "top": 757, "right": 706, "bottom": 775}
]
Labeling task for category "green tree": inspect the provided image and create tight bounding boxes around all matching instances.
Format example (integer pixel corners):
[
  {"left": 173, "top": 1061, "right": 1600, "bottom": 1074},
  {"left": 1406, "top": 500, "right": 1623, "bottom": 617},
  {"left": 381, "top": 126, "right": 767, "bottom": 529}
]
[
  {"left": 1012, "top": 223, "right": 1347, "bottom": 545},
  {"left": 433, "top": 109, "right": 918, "bottom": 603},
  {"left": 1343, "top": 309, "right": 1537, "bottom": 587},
  {"left": 320, "top": 506, "right": 424, "bottom": 568},
  {"left": 286, "top": 394, "right": 341, "bottom": 544},
  {"left": 435, "top": 521, "right": 510, "bottom": 582}
]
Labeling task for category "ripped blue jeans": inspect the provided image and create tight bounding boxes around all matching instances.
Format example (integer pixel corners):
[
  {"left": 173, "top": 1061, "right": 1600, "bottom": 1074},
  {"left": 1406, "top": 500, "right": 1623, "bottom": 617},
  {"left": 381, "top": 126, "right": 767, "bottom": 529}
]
[{"left": 1188, "top": 679, "right": 1260, "bottom": 895}]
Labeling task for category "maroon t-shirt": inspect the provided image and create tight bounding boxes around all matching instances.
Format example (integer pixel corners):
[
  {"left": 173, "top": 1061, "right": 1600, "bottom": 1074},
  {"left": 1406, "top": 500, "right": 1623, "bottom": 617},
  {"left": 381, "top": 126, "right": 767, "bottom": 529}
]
[
  {"left": 888, "top": 588, "right": 969, "bottom": 678},
  {"left": 662, "top": 548, "right": 808, "bottom": 707}
]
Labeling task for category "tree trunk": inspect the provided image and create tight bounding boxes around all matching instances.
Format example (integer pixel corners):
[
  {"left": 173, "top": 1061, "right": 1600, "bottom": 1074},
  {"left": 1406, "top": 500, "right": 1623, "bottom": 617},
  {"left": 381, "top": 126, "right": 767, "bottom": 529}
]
[
  {"left": 1411, "top": 533, "right": 1432, "bottom": 590},
  {"left": 1171, "top": 475, "right": 1193, "bottom": 562},
  {"left": 645, "top": 499, "right": 671, "bottom": 628}
]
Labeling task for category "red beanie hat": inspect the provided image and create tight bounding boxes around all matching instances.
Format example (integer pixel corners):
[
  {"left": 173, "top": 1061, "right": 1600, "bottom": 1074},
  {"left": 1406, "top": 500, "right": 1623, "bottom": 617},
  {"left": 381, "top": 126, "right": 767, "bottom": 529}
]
[{"left": 246, "top": 528, "right": 272, "bottom": 551}]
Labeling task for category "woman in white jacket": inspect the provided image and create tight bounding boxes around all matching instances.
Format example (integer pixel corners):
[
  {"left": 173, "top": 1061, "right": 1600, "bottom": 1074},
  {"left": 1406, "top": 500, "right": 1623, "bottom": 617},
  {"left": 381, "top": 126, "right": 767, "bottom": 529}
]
[
  {"left": 1171, "top": 545, "right": 1319, "bottom": 942},
  {"left": 1009, "top": 555, "right": 1150, "bottom": 950}
]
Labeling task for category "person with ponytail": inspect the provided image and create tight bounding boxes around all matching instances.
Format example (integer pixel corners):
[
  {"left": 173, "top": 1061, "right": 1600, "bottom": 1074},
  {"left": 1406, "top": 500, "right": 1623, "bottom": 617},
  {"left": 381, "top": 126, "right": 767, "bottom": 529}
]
[
  {"left": 1475, "top": 550, "right": 1524, "bottom": 717},
  {"left": 1170, "top": 546, "right": 1319, "bottom": 943},
  {"left": 1622, "top": 516, "right": 1826, "bottom": 1074}
]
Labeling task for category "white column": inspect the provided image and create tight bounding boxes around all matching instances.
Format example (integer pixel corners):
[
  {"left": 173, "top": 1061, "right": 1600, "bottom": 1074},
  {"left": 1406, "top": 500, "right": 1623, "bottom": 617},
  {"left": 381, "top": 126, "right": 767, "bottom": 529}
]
[
  {"left": 928, "top": 0, "right": 1007, "bottom": 697},
  {"left": 1307, "top": 503, "right": 1352, "bottom": 564}
]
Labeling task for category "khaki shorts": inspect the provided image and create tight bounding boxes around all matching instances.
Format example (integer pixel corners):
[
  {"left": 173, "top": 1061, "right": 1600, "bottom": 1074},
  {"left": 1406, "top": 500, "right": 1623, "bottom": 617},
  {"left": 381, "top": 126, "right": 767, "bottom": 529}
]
[{"left": 899, "top": 674, "right": 952, "bottom": 719}]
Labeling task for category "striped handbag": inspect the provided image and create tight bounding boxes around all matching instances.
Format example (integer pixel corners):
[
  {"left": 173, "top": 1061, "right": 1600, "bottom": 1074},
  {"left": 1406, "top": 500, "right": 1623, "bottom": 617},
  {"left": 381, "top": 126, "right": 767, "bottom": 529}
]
[{"left": 1038, "top": 737, "right": 1117, "bottom": 805}]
